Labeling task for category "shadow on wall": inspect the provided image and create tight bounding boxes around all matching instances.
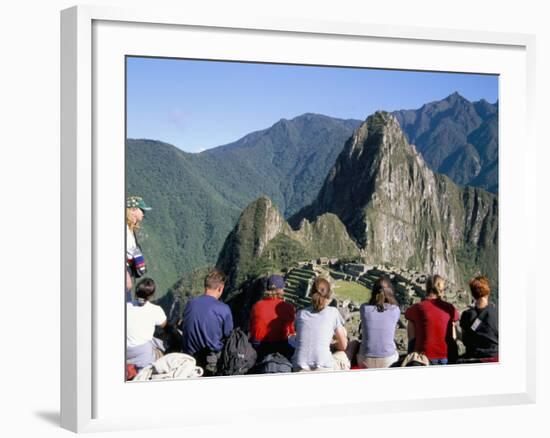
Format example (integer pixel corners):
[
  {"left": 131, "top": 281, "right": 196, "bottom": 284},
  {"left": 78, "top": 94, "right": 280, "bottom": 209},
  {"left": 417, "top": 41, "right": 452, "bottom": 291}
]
[{"left": 33, "top": 411, "right": 59, "bottom": 427}]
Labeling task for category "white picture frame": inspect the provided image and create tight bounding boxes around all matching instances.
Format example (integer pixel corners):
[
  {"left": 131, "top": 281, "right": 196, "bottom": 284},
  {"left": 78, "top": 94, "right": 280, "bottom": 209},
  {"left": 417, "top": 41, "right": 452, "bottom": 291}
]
[{"left": 60, "top": 4, "right": 536, "bottom": 433}]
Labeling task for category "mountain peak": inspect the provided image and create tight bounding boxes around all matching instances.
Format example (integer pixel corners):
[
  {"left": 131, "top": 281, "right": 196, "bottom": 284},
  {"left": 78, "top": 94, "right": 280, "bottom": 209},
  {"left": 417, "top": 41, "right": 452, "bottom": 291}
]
[
  {"left": 217, "top": 195, "right": 288, "bottom": 288},
  {"left": 446, "top": 91, "right": 466, "bottom": 101},
  {"left": 295, "top": 112, "right": 324, "bottom": 120},
  {"left": 365, "top": 111, "right": 400, "bottom": 132},
  {"left": 289, "top": 109, "right": 423, "bottom": 238},
  {"left": 346, "top": 111, "right": 410, "bottom": 160},
  {"left": 439, "top": 92, "right": 473, "bottom": 110},
  {"left": 240, "top": 195, "right": 284, "bottom": 229}
]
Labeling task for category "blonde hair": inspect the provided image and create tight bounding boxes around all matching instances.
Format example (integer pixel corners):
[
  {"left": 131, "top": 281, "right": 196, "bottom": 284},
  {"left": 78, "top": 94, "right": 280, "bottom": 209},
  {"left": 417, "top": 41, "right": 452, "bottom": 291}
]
[
  {"left": 310, "top": 277, "right": 332, "bottom": 312},
  {"left": 126, "top": 208, "right": 140, "bottom": 232},
  {"left": 426, "top": 275, "right": 445, "bottom": 298}
]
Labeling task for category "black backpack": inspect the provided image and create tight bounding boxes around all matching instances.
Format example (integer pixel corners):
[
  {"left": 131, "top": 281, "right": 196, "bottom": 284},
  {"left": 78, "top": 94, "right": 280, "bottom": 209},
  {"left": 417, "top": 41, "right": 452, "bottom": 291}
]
[
  {"left": 217, "top": 328, "right": 257, "bottom": 376},
  {"left": 253, "top": 352, "right": 292, "bottom": 374}
]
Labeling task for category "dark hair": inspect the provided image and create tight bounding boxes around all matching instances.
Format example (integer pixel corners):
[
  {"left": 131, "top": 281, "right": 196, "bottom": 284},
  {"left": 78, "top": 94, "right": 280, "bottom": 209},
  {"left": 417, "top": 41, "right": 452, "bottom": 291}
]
[
  {"left": 369, "top": 276, "right": 398, "bottom": 311},
  {"left": 204, "top": 268, "right": 226, "bottom": 291},
  {"left": 310, "top": 277, "right": 332, "bottom": 312},
  {"left": 135, "top": 277, "right": 156, "bottom": 305},
  {"left": 469, "top": 276, "right": 491, "bottom": 300},
  {"left": 426, "top": 275, "right": 445, "bottom": 298}
]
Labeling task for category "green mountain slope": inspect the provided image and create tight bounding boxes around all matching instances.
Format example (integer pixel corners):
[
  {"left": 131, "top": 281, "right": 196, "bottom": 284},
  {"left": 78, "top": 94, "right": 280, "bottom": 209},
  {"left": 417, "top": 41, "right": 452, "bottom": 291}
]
[
  {"left": 126, "top": 114, "right": 359, "bottom": 294},
  {"left": 203, "top": 113, "right": 362, "bottom": 216},
  {"left": 126, "top": 140, "right": 245, "bottom": 294}
]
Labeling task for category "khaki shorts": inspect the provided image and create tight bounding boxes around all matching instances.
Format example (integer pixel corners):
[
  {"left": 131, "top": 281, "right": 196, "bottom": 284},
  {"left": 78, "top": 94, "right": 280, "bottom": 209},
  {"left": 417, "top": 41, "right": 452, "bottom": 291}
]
[
  {"left": 294, "top": 351, "right": 351, "bottom": 372},
  {"left": 357, "top": 351, "right": 399, "bottom": 369}
]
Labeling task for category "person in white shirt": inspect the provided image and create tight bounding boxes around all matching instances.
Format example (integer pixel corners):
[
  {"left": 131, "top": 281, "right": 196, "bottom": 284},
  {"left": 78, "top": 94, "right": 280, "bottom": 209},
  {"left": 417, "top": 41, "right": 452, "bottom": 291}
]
[
  {"left": 292, "top": 277, "right": 350, "bottom": 371},
  {"left": 127, "top": 278, "right": 167, "bottom": 370}
]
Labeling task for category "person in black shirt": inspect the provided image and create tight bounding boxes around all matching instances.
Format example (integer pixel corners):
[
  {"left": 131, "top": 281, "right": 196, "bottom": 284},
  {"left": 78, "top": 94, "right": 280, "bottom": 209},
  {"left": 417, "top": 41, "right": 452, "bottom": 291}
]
[{"left": 459, "top": 276, "right": 498, "bottom": 361}]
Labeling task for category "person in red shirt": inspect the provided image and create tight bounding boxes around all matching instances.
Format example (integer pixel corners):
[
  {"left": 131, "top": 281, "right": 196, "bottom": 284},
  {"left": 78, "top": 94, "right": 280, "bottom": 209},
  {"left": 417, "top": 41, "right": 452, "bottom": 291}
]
[
  {"left": 405, "top": 275, "right": 459, "bottom": 365},
  {"left": 249, "top": 274, "right": 296, "bottom": 360}
]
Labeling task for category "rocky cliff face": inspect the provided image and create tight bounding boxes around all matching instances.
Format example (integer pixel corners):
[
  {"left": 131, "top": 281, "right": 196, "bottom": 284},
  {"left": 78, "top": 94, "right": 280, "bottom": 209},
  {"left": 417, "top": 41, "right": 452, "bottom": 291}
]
[
  {"left": 393, "top": 92, "right": 499, "bottom": 193},
  {"left": 292, "top": 213, "right": 361, "bottom": 259},
  {"left": 290, "top": 112, "right": 498, "bottom": 290},
  {"left": 216, "top": 196, "right": 288, "bottom": 288}
]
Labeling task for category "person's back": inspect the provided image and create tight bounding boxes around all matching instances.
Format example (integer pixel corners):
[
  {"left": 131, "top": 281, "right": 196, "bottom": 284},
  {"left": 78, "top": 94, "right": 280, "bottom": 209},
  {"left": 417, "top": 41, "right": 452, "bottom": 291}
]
[
  {"left": 249, "top": 275, "right": 296, "bottom": 360},
  {"left": 405, "top": 275, "right": 459, "bottom": 364},
  {"left": 181, "top": 294, "right": 233, "bottom": 355},
  {"left": 292, "top": 305, "right": 346, "bottom": 370},
  {"left": 250, "top": 297, "right": 295, "bottom": 342},
  {"left": 180, "top": 268, "right": 233, "bottom": 376},
  {"left": 127, "top": 301, "right": 166, "bottom": 348},
  {"left": 359, "top": 304, "right": 400, "bottom": 357},
  {"left": 460, "top": 304, "right": 498, "bottom": 358},
  {"left": 405, "top": 298, "right": 458, "bottom": 360},
  {"left": 126, "top": 278, "right": 167, "bottom": 370},
  {"left": 460, "top": 276, "right": 498, "bottom": 360},
  {"left": 250, "top": 276, "right": 296, "bottom": 343},
  {"left": 357, "top": 276, "right": 401, "bottom": 368}
]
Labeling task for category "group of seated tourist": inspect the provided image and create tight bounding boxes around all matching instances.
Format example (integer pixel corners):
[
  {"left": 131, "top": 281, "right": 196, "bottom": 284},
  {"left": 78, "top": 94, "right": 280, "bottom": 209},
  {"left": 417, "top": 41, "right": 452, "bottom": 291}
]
[{"left": 126, "top": 265, "right": 499, "bottom": 377}]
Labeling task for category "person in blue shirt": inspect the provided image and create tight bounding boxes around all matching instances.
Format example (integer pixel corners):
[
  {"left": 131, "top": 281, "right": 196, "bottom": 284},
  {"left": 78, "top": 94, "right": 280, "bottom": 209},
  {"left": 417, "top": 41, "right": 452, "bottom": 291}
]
[{"left": 180, "top": 268, "right": 233, "bottom": 375}]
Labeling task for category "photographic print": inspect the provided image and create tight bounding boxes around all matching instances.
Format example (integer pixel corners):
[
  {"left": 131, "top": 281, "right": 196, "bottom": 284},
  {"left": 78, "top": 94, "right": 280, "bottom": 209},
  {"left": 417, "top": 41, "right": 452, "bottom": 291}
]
[{"left": 125, "top": 57, "right": 499, "bottom": 381}]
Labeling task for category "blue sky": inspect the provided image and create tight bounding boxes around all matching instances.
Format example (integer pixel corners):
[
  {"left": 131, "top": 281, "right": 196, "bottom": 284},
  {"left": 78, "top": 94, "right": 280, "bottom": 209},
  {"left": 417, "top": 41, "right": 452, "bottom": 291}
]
[{"left": 126, "top": 57, "right": 498, "bottom": 153}]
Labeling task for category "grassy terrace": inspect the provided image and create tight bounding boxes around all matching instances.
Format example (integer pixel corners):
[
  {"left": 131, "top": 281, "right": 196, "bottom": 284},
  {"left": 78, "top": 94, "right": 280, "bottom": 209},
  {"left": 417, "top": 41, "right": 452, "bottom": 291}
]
[{"left": 333, "top": 280, "right": 372, "bottom": 303}]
